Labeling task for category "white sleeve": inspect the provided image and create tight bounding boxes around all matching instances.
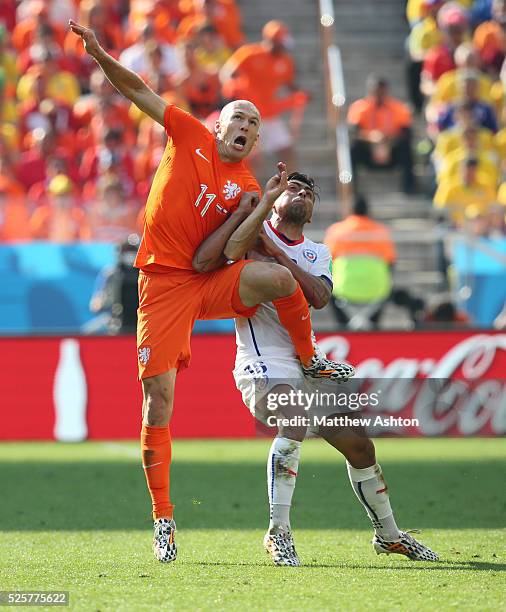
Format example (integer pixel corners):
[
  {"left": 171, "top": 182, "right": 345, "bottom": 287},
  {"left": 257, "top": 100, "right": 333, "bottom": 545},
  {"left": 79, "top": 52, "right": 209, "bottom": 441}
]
[{"left": 312, "top": 244, "right": 333, "bottom": 284}]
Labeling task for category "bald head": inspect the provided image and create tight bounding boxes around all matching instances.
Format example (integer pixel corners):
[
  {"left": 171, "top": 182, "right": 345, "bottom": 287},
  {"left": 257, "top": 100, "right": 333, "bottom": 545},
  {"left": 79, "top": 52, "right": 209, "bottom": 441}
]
[
  {"left": 219, "top": 100, "right": 261, "bottom": 124},
  {"left": 215, "top": 100, "right": 261, "bottom": 163}
]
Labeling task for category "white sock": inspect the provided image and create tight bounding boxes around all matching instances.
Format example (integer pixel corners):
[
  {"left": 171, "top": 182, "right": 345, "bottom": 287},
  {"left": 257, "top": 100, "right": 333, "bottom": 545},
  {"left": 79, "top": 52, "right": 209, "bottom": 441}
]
[
  {"left": 267, "top": 437, "right": 301, "bottom": 532},
  {"left": 346, "top": 462, "right": 401, "bottom": 541}
]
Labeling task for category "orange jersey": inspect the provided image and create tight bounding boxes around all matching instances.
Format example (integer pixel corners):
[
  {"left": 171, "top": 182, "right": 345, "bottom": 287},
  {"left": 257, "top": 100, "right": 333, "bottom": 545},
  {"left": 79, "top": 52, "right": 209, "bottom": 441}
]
[{"left": 135, "top": 105, "right": 260, "bottom": 271}]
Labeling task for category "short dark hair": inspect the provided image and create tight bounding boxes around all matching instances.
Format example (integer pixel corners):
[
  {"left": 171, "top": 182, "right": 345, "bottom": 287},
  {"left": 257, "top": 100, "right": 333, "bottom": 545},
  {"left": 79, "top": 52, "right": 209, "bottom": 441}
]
[
  {"left": 287, "top": 171, "right": 319, "bottom": 200},
  {"left": 353, "top": 194, "right": 369, "bottom": 216},
  {"left": 367, "top": 74, "right": 389, "bottom": 91}
]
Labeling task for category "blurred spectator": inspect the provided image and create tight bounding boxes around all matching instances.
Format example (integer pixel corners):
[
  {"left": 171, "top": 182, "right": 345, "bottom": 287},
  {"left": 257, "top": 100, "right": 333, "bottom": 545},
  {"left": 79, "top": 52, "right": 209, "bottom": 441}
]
[
  {"left": 64, "top": 1, "right": 123, "bottom": 57},
  {"left": 177, "top": 0, "right": 244, "bottom": 49},
  {"left": 126, "top": 1, "right": 181, "bottom": 46},
  {"left": 433, "top": 157, "right": 497, "bottom": 222},
  {"left": 473, "top": 0, "right": 506, "bottom": 77},
  {"left": 436, "top": 124, "right": 499, "bottom": 185},
  {"left": 421, "top": 2, "right": 470, "bottom": 96},
  {"left": 87, "top": 234, "right": 140, "bottom": 334},
  {"left": 86, "top": 176, "right": 138, "bottom": 243},
  {"left": 27, "top": 155, "right": 72, "bottom": 207},
  {"left": 119, "top": 21, "right": 180, "bottom": 77},
  {"left": 0, "top": 66, "right": 19, "bottom": 148},
  {"left": 348, "top": 75, "right": 415, "bottom": 193},
  {"left": 16, "top": 128, "right": 57, "bottom": 190},
  {"left": 0, "top": 152, "right": 24, "bottom": 198},
  {"left": 0, "top": 24, "right": 18, "bottom": 99},
  {"left": 437, "top": 73, "right": 498, "bottom": 132},
  {"left": 16, "top": 0, "right": 77, "bottom": 27},
  {"left": 0, "top": 187, "right": 31, "bottom": 242},
  {"left": 221, "top": 20, "right": 307, "bottom": 172},
  {"left": 29, "top": 174, "right": 89, "bottom": 241},
  {"left": 407, "top": 0, "right": 446, "bottom": 112},
  {"left": 140, "top": 39, "right": 176, "bottom": 93},
  {"left": 429, "top": 43, "right": 496, "bottom": 110},
  {"left": 0, "top": 0, "right": 16, "bottom": 32},
  {"left": 174, "top": 41, "right": 221, "bottom": 119},
  {"left": 324, "top": 195, "right": 396, "bottom": 328},
  {"left": 80, "top": 127, "right": 135, "bottom": 188},
  {"left": 434, "top": 117, "right": 495, "bottom": 165},
  {"left": 12, "top": 1, "right": 66, "bottom": 53},
  {"left": 17, "top": 52, "right": 81, "bottom": 107},
  {"left": 194, "top": 24, "right": 231, "bottom": 74}
]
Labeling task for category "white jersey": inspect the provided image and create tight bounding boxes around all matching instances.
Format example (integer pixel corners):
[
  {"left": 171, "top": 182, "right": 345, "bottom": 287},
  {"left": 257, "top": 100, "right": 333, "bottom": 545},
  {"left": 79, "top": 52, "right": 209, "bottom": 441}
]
[{"left": 235, "top": 221, "right": 332, "bottom": 366}]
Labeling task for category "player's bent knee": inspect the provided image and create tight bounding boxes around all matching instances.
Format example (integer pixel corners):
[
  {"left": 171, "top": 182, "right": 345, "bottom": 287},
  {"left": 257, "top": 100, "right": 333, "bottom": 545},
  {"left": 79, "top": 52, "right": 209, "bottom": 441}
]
[
  {"left": 270, "top": 265, "right": 296, "bottom": 299},
  {"left": 239, "top": 262, "right": 296, "bottom": 306}
]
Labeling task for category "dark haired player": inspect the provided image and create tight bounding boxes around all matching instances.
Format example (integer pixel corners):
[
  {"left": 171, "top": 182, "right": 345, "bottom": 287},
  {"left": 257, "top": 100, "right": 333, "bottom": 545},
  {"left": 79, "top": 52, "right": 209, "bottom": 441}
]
[{"left": 199, "top": 172, "right": 439, "bottom": 566}]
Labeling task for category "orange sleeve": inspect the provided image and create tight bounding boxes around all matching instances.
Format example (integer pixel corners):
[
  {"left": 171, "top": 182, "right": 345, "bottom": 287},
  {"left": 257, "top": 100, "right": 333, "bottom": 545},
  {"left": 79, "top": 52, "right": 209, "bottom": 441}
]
[
  {"left": 163, "top": 104, "right": 209, "bottom": 142},
  {"left": 244, "top": 177, "right": 261, "bottom": 194},
  {"left": 396, "top": 101, "right": 412, "bottom": 128}
]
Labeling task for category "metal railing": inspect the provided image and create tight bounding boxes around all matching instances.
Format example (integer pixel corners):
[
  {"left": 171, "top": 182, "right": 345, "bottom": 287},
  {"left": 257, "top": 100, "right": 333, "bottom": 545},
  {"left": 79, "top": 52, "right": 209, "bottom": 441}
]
[{"left": 319, "top": 0, "right": 353, "bottom": 215}]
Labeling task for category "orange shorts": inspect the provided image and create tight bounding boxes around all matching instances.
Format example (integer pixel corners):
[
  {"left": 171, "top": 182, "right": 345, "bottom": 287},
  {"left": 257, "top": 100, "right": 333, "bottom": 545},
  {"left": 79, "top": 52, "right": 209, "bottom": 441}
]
[{"left": 136, "top": 260, "right": 257, "bottom": 379}]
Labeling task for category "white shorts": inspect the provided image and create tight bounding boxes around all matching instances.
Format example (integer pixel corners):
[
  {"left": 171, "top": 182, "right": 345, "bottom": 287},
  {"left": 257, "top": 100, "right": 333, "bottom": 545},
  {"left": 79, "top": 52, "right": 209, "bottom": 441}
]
[
  {"left": 256, "top": 117, "right": 293, "bottom": 155},
  {"left": 233, "top": 357, "right": 355, "bottom": 434},
  {"left": 233, "top": 357, "right": 305, "bottom": 419}
]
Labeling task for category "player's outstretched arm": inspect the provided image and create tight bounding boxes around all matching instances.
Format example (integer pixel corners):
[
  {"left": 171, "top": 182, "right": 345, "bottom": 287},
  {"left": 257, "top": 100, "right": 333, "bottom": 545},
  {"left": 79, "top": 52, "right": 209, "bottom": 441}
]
[
  {"left": 68, "top": 20, "right": 167, "bottom": 126},
  {"left": 224, "top": 163, "right": 288, "bottom": 261},
  {"left": 192, "top": 192, "right": 259, "bottom": 272}
]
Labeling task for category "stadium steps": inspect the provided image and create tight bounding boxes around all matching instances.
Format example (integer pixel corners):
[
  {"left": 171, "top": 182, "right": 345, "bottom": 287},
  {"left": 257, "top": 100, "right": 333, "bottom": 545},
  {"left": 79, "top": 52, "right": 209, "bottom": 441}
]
[
  {"left": 237, "top": 0, "right": 443, "bottom": 329},
  {"left": 237, "top": 0, "right": 338, "bottom": 193}
]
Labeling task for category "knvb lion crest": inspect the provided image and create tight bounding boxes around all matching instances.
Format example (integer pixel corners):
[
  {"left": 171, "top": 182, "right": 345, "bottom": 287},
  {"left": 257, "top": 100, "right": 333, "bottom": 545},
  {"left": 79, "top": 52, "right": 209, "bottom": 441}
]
[
  {"left": 138, "top": 346, "right": 151, "bottom": 366},
  {"left": 223, "top": 180, "right": 241, "bottom": 200}
]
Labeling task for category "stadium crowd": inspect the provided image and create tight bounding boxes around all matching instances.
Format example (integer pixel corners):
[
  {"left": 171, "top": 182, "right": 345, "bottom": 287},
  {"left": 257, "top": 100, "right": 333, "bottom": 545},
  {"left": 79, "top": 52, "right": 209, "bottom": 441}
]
[
  {"left": 0, "top": 0, "right": 307, "bottom": 243},
  {"left": 406, "top": 0, "right": 506, "bottom": 235}
]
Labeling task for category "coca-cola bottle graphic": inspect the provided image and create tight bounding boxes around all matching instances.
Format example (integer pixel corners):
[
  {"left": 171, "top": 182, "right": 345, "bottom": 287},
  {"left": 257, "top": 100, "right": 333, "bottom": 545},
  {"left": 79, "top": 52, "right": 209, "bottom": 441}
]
[{"left": 53, "top": 339, "right": 88, "bottom": 442}]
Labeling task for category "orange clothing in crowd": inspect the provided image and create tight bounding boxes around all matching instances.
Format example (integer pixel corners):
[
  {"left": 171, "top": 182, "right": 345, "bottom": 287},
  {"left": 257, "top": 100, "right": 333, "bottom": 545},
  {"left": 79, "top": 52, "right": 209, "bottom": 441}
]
[
  {"left": 30, "top": 205, "right": 90, "bottom": 242},
  {"left": 222, "top": 44, "right": 294, "bottom": 118},
  {"left": 135, "top": 104, "right": 260, "bottom": 271},
  {"left": 473, "top": 20, "right": 505, "bottom": 62},
  {"left": 324, "top": 215, "right": 396, "bottom": 263},
  {"left": 0, "top": 196, "right": 31, "bottom": 241},
  {"left": 11, "top": 18, "right": 66, "bottom": 53},
  {"left": 177, "top": 0, "right": 243, "bottom": 48},
  {"left": 347, "top": 97, "right": 412, "bottom": 139}
]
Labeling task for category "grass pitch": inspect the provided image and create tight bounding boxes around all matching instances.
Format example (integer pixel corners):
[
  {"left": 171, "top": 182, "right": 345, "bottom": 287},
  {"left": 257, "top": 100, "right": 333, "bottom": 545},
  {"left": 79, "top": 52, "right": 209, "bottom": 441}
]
[{"left": 0, "top": 438, "right": 504, "bottom": 611}]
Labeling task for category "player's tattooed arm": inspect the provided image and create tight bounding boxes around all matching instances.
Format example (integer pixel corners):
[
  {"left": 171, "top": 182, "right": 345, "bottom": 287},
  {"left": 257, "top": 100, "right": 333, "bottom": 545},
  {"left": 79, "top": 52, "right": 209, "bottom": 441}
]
[
  {"left": 224, "top": 163, "right": 288, "bottom": 261},
  {"left": 68, "top": 20, "right": 167, "bottom": 126},
  {"left": 192, "top": 192, "right": 260, "bottom": 272},
  {"left": 257, "top": 230, "right": 331, "bottom": 309}
]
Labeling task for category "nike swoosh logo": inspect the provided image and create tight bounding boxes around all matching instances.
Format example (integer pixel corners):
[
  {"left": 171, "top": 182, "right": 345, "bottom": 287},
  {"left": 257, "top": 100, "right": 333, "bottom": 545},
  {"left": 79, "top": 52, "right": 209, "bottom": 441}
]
[
  {"left": 301, "top": 314, "right": 310, "bottom": 320},
  {"left": 195, "top": 148, "right": 210, "bottom": 163},
  {"left": 143, "top": 461, "right": 163, "bottom": 469}
]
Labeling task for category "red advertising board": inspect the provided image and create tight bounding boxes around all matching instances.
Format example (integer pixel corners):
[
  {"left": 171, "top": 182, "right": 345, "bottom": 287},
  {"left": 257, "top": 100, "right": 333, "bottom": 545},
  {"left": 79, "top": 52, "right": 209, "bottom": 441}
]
[{"left": 0, "top": 331, "right": 505, "bottom": 440}]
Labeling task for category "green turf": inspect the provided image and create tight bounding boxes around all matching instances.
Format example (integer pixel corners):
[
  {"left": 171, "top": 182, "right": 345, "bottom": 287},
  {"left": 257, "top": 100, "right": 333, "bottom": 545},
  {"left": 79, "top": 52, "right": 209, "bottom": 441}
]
[{"left": 0, "top": 439, "right": 504, "bottom": 611}]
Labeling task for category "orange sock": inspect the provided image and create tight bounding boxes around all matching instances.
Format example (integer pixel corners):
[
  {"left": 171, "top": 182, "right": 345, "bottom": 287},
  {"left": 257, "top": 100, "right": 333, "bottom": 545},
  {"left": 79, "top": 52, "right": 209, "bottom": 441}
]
[
  {"left": 141, "top": 424, "right": 174, "bottom": 520},
  {"left": 273, "top": 284, "right": 314, "bottom": 366}
]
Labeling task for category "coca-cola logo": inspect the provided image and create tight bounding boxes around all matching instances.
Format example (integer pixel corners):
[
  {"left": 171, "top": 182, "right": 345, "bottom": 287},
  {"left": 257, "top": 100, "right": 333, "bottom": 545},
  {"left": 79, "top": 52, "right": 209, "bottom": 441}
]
[{"left": 317, "top": 334, "right": 506, "bottom": 436}]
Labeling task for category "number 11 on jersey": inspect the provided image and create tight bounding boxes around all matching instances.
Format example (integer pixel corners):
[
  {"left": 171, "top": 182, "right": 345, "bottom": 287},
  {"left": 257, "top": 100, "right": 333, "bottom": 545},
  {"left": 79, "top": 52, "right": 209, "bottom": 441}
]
[{"left": 195, "top": 184, "right": 216, "bottom": 217}]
